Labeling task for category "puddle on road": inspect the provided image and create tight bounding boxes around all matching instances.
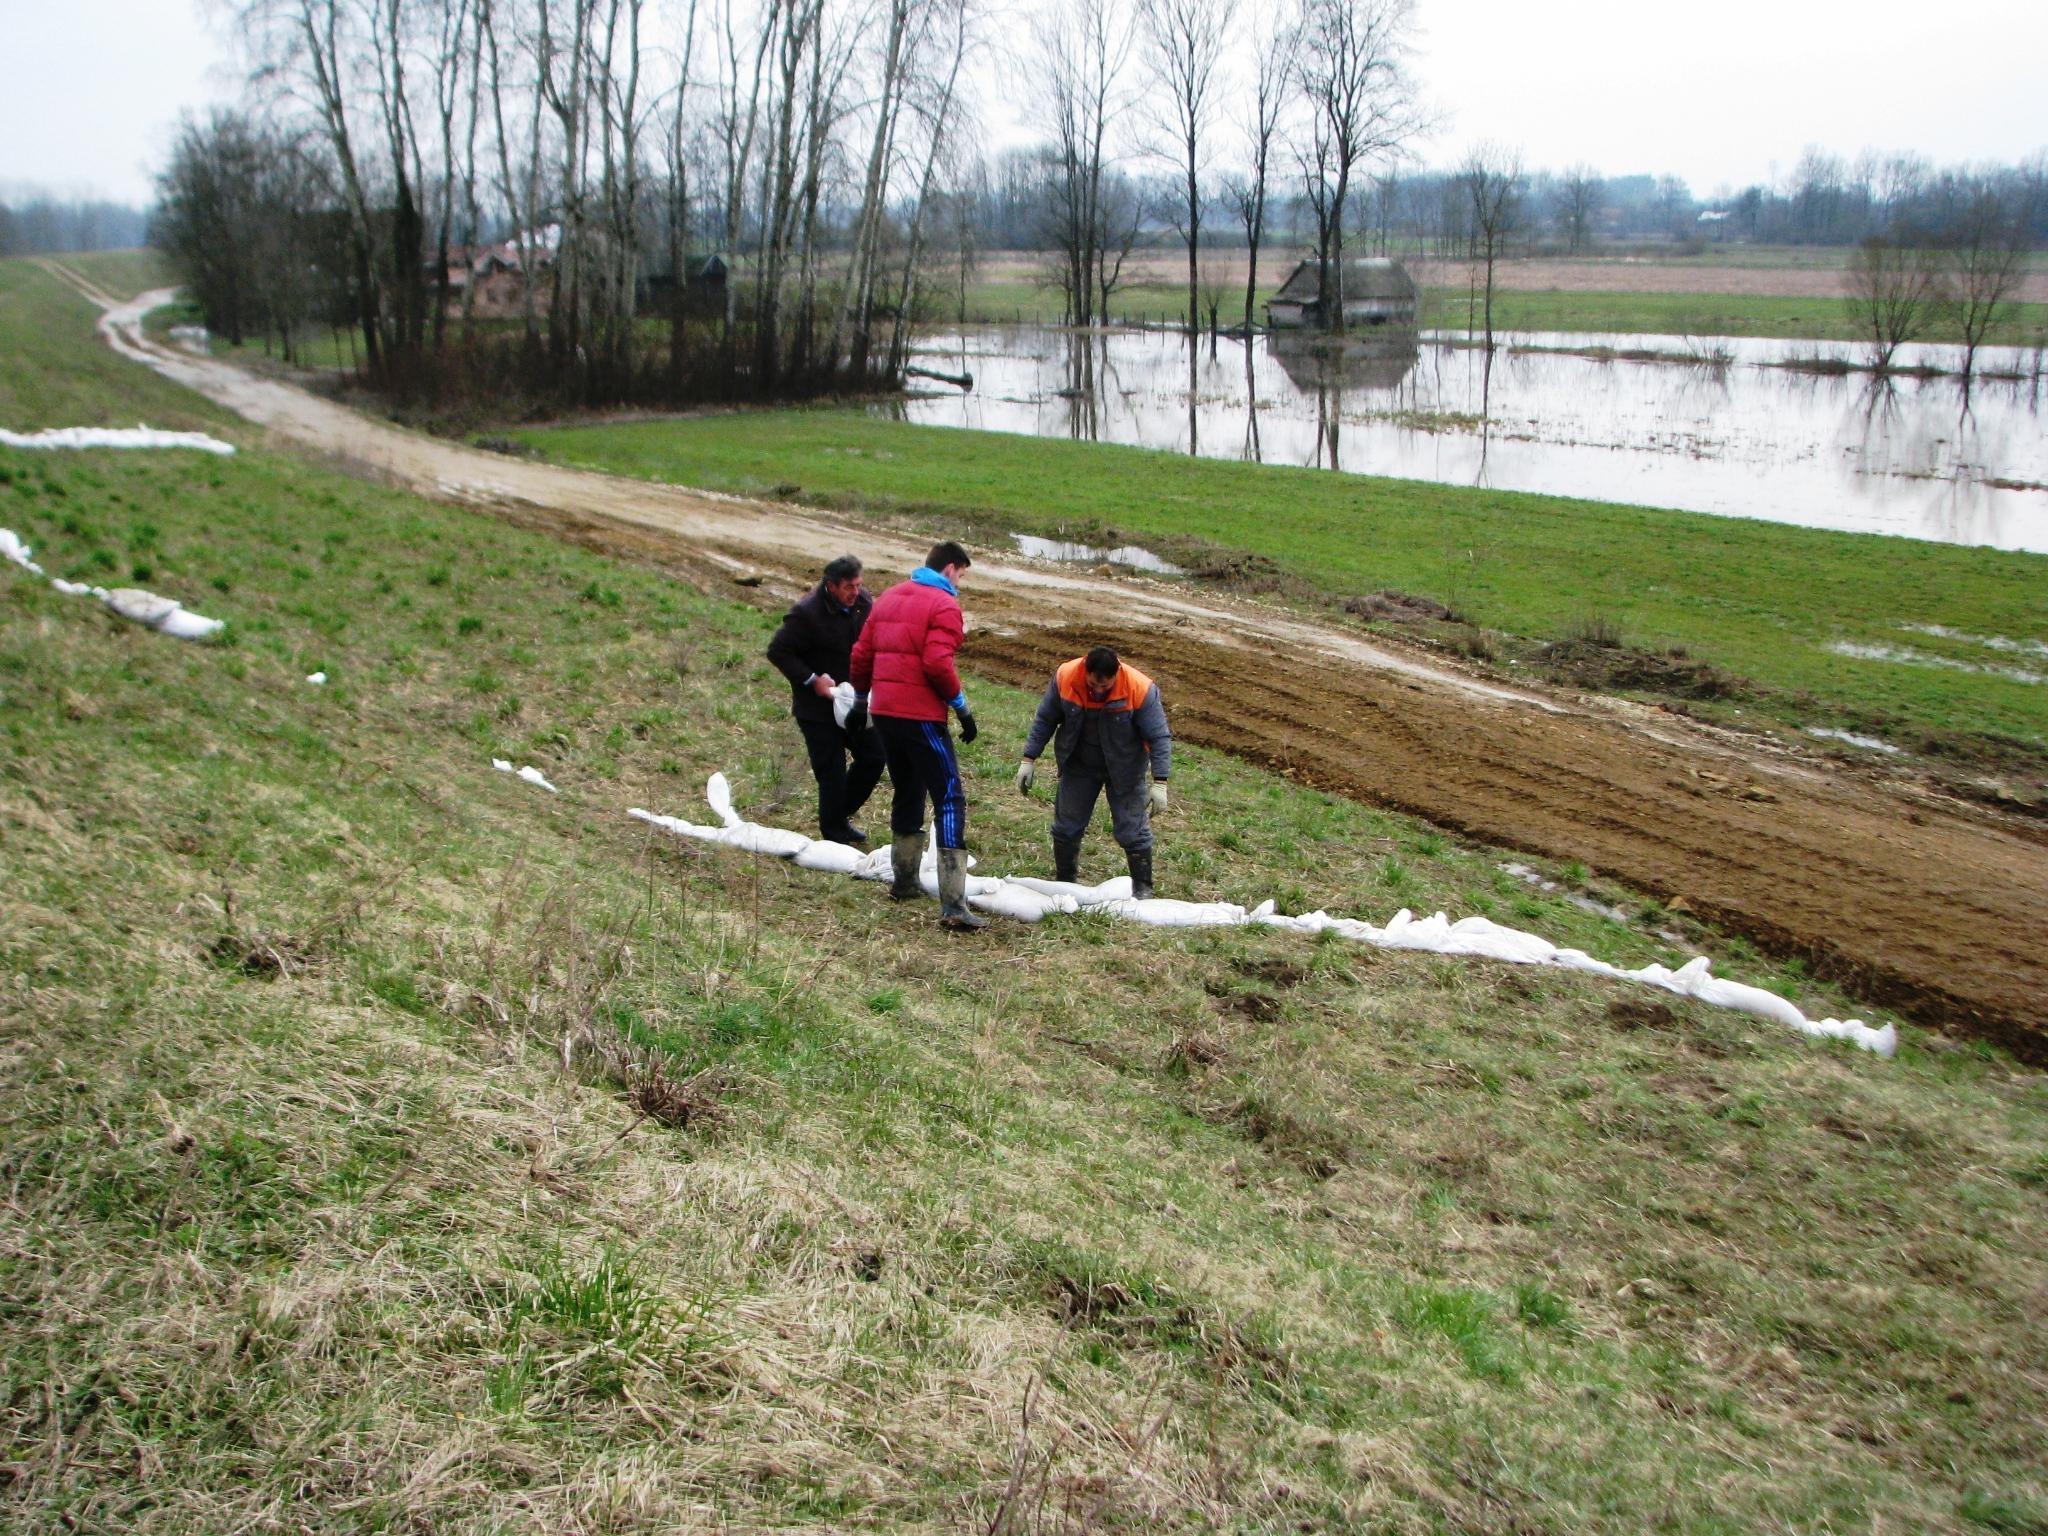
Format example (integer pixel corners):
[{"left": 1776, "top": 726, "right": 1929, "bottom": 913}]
[{"left": 1011, "top": 532, "right": 1184, "bottom": 575}]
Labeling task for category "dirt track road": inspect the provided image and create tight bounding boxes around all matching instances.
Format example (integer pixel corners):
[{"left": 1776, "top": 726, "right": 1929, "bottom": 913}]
[{"left": 70, "top": 277, "right": 2048, "bottom": 1054}]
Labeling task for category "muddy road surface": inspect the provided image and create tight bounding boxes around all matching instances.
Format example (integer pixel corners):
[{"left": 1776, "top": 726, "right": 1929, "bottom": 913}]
[{"left": 74, "top": 279, "right": 2048, "bottom": 1056}]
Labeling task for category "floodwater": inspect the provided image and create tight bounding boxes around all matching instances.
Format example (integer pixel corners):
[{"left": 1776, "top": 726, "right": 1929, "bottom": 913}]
[{"left": 890, "top": 326, "right": 2048, "bottom": 553}]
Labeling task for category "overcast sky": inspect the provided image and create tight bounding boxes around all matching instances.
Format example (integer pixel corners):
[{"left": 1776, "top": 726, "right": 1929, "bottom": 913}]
[{"left": 1, "top": 0, "right": 2042, "bottom": 207}]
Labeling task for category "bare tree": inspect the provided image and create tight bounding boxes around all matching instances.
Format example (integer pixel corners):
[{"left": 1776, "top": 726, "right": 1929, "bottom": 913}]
[
  {"left": 1945, "top": 182, "right": 2034, "bottom": 387},
  {"left": 1289, "top": 0, "right": 1422, "bottom": 330},
  {"left": 1224, "top": 25, "right": 1289, "bottom": 334},
  {"left": 1031, "top": 0, "right": 1133, "bottom": 326},
  {"left": 1558, "top": 162, "right": 1599, "bottom": 254},
  {"left": 1847, "top": 233, "right": 1946, "bottom": 371},
  {"left": 1139, "top": 0, "right": 1226, "bottom": 337},
  {"left": 1460, "top": 142, "right": 1520, "bottom": 351}
]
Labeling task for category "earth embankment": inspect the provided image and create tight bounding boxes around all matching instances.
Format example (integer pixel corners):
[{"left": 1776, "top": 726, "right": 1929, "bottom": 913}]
[{"left": 74, "top": 280, "right": 2048, "bottom": 1056}]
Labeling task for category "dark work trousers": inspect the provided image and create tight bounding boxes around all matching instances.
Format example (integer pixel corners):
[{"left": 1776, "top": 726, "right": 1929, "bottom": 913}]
[
  {"left": 795, "top": 715, "right": 886, "bottom": 836},
  {"left": 1052, "top": 767, "right": 1153, "bottom": 852},
  {"left": 875, "top": 715, "right": 968, "bottom": 849}
]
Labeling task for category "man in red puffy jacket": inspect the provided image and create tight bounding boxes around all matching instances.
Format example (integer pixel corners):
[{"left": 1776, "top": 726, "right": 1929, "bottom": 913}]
[{"left": 849, "top": 540, "right": 986, "bottom": 931}]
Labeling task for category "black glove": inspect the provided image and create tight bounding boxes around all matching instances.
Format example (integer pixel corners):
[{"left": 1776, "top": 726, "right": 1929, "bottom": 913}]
[
  {"left": 845, "top": 695, "right": 869, "bottom": 735},
  {"left": 955, "top": 706, "right": 978, "bottom": 745}
]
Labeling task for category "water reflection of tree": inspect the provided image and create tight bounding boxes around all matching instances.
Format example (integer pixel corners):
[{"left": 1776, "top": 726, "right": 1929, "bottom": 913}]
[
  {"left": 1266, "top": 329, "right": 1419, "bottom": 471},
  {"left": 1241, "top": 338, "right": 1262, "bottom": 463},
  {"left": 1060, "top": 330, "right": 1100, "bottom": 441}
]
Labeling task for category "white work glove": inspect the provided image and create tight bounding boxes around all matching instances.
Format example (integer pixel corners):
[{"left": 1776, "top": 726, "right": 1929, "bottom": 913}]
[
  {"left": 1016, "top": 759, "right": 1037, "bottom": 795},
  {"left": 1150, "top": 781, "right": 1168, "bottom": 814}
]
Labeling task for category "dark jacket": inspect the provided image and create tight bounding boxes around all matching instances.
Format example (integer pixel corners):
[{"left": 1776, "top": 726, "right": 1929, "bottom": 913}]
[
  {"left": 849, "top": 567, "right": 965, "bottom": 723},
  {"left": 767, "top": 583, "right": 872, "bottom": 723},
  {"left": 1022, "top": 657, "right": 1172, "bottom": 785}
]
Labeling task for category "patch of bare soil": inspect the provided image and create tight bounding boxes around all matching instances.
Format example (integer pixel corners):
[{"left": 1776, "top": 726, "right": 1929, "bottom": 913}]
[
  {"left": 1537, "top": 638, "right": 1739, "bottom": 701},
  {"left": 1411, "top": 257, "right": 2048, "bottom": 304},
  {"left": 82, "top": 282, "right": 2048, "bottom": 1059}
]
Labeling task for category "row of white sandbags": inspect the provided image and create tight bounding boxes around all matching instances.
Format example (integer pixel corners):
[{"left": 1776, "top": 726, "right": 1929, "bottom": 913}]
[
  {"left": 626, "top": 773, "right": 1896, "bottom": 1057},
  {"left": 2, "top": 527, "right": 226, "bottom": 640},
  {"left": 0, "top": 425, "right": 235, "bottom": 455}
]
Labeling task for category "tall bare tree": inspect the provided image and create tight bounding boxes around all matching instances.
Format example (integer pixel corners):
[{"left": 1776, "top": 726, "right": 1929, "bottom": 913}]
[
  {"left": 1290, "top": 0, "right": 1421, "bottom": 330},
  {"left": 1847, "top": 233, "right": 1946, "bottom": 371},
  {"left": 1558, "top": 162, "right": 1599, "bottom": 254},
  {"left": 1031, "top": 0, "right": 1132, "bottom": 326},
  {"left": 1945, "top": 183, "right": 2034, "bottom": 387},
  {"left": 1460, "top": 142, "right": 1520, "bottom": 352},
  {"left": 1224, "top": 20, "right": 1288, "bottom": 335},
  {"left": 1139, "top": 0, "right": 1226, "bottom": 337}
]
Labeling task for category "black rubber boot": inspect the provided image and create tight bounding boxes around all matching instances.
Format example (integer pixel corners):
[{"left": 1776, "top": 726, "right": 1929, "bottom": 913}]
[
  {"left": 1053, "top": 836, "right": 1081, "bottom": 885},
  {"left": 890, "top": 832, "right": 926, "bottom": 901},
  {"left": 1125, "top": 846, "right": 1154, "bottom": 901},
  {"left": 937, "top": 847, "right": 988, "bottom": 930}
]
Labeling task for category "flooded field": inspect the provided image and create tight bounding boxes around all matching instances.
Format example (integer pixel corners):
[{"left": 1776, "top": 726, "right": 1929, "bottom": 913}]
[{"left": 892, "top": 326, "right": 2048, "bottom": 552}]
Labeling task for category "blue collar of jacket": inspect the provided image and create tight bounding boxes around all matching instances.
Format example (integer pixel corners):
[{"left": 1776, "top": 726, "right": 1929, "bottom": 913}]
[{"left": 910, "top": 566, "right": 957, "bottom": 596}]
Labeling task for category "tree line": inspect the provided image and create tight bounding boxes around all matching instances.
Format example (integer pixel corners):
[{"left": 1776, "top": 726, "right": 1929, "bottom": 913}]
[
  {"left": 0, "top": 197, "right": 150, "bottom": 257},
  {"left": 142, "top": 0, "right": 2043, "bottom": 410}
]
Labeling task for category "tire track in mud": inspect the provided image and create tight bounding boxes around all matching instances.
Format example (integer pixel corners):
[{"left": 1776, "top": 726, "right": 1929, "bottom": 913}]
[{"left": 68, "top": 278, "right": 2048, "bottom": 1057}]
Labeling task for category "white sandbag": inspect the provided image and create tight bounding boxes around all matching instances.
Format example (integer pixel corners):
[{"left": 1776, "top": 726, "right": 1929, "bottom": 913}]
[
  {"left": 795, "top": 839, "right": 866, "bottom": 873},
  {"left": 95, "top": 585, "right": 226, "bottom": 640},
  {"left": 719, "top": 822, "right": 812, "bottom": 856},
  {"left": 850, "top": 845, "right": 896, "bottom": 881},
  {"left": 1006, "top": 873, "right": 1133, "bottom": 906},
  {"left": 307, "top": 672, "right": 327, "bottom": 685},
  {"left": 628, "top": 807, "right": 726, "bottom": 843},
  {"left": 155, "top": 606, "right": 227, "bottom": 641},
  {"left": 970, "top": 881, "right": 1078, "bottom": 922},
  {"left": 1, "top": 529, "right": 42, "bottom": 573},
  {"left": 492, "top": 758, "right": 558, "bottom": 793},
  {"left": 831, "top": 680, "right": 858, "bottom": 728},
  {"left": 1099, "top": 896, "right": 1249, "bottom": 928},
  {"left": 706, "top": 772, "right": 741, "bottom": 828},
  {"left": 101, "top": 587, "right": 181, "bottom": 626}
]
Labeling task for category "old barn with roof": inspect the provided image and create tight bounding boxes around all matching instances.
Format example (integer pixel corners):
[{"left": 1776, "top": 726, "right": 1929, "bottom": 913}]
[{"left": 1265, "top": 257, "right": 1419, "bottom": 330}]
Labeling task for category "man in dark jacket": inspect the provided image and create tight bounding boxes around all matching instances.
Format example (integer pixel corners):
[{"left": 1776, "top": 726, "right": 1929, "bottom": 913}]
[
  {"left": 1015, "top": 645, "right": 1172, "bottom": 899},
  {"left": 848, "top": 540, "right": 985, "bottom": 931},
  {"left": 766, "top": 554, "right": 885, "bottom": 845}
]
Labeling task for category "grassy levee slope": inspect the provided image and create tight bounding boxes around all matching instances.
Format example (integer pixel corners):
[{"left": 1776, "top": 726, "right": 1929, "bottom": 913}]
[
  {"left": 516, "top": 411, "right": 2048, "bottom": 765},
  {"left": 5, "top": 255, "right": 2048, "bottom": 1533}
]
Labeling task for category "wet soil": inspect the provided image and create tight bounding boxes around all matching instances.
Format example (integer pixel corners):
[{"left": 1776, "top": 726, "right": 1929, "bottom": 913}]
[{"left": 80, "top": 282, "right": 2048, "bottom": 1059}]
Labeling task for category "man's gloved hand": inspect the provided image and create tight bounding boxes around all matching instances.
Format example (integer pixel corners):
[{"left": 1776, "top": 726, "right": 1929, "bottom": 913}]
[
  {"left": 845, "top": 693, "right": 869, "bottom": 736},
  {"left": 1016, "top": 758, "right": 1037, "bottom": 795},
  {"left": 949, "top": 692, "right": 977, "bottom": 745},
  {"left": 1150, "top": 781, "right": 1169, "bottom": 814}
]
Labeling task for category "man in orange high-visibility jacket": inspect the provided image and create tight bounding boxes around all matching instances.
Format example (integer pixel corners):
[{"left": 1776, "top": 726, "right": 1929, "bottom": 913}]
[{"left": 1015, "top": 645, "right": 1172, "bottom": 899}]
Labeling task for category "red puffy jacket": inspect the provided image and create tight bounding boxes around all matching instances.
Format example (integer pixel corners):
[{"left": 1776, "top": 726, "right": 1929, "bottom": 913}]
[{"left": 850, "top": 570, "right": 964, "bottom": 722}]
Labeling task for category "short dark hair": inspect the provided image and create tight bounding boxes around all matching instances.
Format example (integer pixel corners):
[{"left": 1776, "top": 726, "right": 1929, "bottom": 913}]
[
  {"left": 822, "top": 554, "right": 862, "bottom": 584},
  {"left": 926, "top": 540, "right": 971, "bottom": 573},
  {"left": 1085, "top": 645, "right": 1120, "bottom": 678}
]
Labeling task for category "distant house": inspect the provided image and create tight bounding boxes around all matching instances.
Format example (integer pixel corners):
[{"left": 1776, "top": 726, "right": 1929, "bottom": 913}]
[{"left": 1265, "top": 257, "right": 1419, "bottom": 330}]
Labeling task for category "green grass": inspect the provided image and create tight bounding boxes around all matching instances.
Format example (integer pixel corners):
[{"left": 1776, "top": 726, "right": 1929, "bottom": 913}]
[
  {"left": 7, "top": 250, "right": 2048, "bottom": 1532},
  {"left": 513, "top": 409, "right": 2048, "bottom": 759}
]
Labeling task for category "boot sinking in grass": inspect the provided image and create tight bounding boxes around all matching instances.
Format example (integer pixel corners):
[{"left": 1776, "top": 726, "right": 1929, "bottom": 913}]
[
  {"left": 937, "top": 847, "right": 987, "bottom": 930},
  {"left": 1125, "top": 846, "right": 1154, "bottom": 902},
  {"left": 890, "top": 832, "right": 927, "bottom": 901}
]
